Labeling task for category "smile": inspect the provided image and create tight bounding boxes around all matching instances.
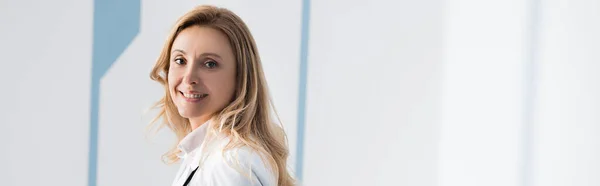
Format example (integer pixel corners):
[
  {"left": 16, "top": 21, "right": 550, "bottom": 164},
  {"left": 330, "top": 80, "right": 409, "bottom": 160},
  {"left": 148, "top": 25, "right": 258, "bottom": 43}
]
[{"left": 179, "top": 91, "right": 209, "bottom": 102}]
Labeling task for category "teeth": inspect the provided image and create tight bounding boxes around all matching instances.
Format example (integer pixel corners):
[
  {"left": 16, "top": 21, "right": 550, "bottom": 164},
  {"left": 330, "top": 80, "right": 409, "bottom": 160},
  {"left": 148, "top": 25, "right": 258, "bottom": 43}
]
[{"left": 183, "top": 93, "right": 207, "bottom": 99}]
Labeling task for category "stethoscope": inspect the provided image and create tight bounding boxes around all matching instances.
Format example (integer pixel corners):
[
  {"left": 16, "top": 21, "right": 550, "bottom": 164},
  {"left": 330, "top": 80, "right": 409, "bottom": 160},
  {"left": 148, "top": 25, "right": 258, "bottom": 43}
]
[{"left": 183, "top": 166, "right": 200, "bottom": 186}]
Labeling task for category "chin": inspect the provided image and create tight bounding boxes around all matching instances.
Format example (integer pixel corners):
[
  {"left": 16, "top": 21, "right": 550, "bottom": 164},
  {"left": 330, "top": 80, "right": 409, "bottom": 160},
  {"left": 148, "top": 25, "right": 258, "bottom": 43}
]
[
  {"left": 178, "top": 111, "right": 199, "bottom": 119},
  {"left": 178, "top": 108, "right": 209, "bottom": 119}
]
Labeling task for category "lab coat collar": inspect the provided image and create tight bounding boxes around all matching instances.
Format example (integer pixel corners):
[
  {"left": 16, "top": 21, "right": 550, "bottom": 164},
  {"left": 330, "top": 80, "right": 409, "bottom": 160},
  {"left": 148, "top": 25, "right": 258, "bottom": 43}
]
[{"left": 177, "top": 121, "right": 210, "bottom": 159}]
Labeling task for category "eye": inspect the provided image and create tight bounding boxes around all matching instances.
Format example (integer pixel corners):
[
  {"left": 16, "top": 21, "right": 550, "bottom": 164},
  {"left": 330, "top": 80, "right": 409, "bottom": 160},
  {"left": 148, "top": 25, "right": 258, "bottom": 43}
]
[
  {"left": 174, "top": 57, "right": 185, "bottom": 65},
  {"left": 204, "top": 60, "right": 218, "bottom": 69}
]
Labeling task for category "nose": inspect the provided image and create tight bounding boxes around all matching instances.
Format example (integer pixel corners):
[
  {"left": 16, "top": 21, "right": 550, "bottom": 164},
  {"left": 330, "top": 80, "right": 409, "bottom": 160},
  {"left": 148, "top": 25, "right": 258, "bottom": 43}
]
[{"left": 182, "top": 65, "right": 200, "bottom": 85}]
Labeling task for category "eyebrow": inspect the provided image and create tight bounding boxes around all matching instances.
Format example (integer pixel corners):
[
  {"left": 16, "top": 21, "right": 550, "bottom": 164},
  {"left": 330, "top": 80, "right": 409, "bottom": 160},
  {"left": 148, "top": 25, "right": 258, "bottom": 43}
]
[{"left": 171, "top": 49, "right": 223, "bottom": 59}]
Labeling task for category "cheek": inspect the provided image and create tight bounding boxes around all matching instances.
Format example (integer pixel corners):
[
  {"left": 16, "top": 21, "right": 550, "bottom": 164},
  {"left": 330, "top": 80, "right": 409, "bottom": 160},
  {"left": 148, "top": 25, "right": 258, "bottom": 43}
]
[
  {"left": 223, "top": 70, "right": 237, "bottom": 97},
  {"left": 210, "top": 71, "right": 236, "bottom": 102},
  {"left": 166, "top": 71, "right": 179, "bottom": 94}
]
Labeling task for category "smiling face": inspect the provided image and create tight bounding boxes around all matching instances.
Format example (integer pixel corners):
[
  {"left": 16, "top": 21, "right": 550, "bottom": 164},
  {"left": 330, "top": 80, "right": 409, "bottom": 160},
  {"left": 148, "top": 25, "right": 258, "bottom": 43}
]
[{"left": 167, "top": 25, "right": 237, "bottom": 128}]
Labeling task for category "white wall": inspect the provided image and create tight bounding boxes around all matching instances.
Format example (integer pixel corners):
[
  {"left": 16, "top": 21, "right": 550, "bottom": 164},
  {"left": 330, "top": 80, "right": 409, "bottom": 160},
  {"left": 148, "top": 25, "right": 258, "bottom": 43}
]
[
  {"left": 304, "top": 0, "right": 444, "bottom": 185},
  {"left": 0, "top": 0, "right": 92, "bottom": 185},
  {"left": 533, "top": 0, "right": 600, "bottom": 185},
  {"left": 438, "top": 0, "right": 528, "bottom": 186}
]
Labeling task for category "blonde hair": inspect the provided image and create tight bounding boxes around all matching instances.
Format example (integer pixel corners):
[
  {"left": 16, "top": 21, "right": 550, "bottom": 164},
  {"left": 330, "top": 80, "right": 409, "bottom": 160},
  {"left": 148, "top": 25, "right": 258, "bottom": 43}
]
[{"left": 148, "top": 5, "right": 294, "bottom": 186}]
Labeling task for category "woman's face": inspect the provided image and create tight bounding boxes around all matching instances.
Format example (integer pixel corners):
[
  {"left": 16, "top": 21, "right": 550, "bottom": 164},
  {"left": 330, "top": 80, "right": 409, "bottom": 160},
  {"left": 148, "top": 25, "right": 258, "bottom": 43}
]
[{"left": 168, "top": 25, "right": 236, "bottom": 126}]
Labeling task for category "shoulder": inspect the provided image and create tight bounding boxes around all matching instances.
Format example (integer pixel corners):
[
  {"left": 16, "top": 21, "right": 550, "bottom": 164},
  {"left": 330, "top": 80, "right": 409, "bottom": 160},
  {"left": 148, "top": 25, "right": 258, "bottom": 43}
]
[{"left": 203, "top": 137, "right": 277, "bottom": 186}]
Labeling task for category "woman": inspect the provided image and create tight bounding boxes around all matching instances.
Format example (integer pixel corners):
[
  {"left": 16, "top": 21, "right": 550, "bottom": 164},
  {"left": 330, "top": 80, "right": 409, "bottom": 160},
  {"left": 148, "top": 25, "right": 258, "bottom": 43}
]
[{"left": 149, "top": 5, "right": 295, "bottom": 186}]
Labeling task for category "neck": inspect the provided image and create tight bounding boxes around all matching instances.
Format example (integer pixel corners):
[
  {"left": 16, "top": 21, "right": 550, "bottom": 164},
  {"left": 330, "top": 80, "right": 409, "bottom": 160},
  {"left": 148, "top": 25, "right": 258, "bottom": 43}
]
[{"left": 189, "top": 116, "right": 210, "bottom": 130}]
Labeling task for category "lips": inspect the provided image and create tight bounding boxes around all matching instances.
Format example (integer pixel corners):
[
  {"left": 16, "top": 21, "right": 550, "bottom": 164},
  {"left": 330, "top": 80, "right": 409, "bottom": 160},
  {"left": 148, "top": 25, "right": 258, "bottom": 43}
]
[
  {"left": 179, "top": 91, "right": 208, "bottom": 102},
  {"left": 182, "top": 92, "right": 208, "bottom": 99}
]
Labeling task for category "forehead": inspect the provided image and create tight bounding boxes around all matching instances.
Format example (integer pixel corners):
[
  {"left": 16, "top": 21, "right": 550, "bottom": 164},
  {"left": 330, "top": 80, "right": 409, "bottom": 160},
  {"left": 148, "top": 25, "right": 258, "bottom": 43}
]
[{"left": 171, "top": 25, "right": 233, "bottom": 56}]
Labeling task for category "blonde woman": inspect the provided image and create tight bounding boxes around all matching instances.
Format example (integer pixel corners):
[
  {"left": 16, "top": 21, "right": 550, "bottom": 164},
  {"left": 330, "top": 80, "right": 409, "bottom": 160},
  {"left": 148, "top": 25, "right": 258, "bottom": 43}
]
[{"left": 149, "top": 5, "right": 294, "bottom": 186}]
